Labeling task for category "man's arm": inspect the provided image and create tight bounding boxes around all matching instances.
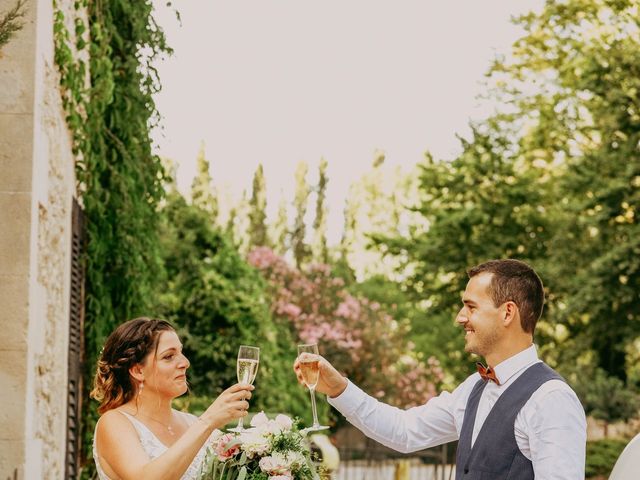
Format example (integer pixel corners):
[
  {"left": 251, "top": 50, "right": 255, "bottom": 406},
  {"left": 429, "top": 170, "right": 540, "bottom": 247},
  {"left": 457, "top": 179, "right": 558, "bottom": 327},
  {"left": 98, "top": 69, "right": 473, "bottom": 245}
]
[
  {"left": 523, "top": 382, "right": 587, "bottom": 479},
  {"left": 294, "top": 355, "right": 468, "bottom": 453},
  {"left": 328, "top": 380, "right": 461, "bottom": 453}
]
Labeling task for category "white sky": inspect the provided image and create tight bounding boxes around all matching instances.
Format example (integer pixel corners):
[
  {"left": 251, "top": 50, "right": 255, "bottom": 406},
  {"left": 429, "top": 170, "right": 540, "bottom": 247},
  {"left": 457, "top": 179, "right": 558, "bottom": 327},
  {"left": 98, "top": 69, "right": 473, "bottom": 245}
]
[{"left": 152, "top": 0, "right": 544, "bottom": 244}]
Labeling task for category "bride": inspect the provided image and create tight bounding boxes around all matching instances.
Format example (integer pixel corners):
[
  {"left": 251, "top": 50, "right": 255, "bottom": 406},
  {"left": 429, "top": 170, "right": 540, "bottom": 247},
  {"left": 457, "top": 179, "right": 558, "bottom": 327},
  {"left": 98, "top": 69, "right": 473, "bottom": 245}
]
[{"left": 91, "top": 317, "right": 253, "bottom": 480}]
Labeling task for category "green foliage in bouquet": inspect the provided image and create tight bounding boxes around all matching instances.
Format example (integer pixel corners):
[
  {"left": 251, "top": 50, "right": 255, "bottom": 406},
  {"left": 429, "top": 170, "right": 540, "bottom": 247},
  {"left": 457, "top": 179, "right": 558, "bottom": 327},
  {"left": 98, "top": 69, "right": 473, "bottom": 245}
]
[{"left": 198, "top": 413, "right": 321, "bottom": 480}]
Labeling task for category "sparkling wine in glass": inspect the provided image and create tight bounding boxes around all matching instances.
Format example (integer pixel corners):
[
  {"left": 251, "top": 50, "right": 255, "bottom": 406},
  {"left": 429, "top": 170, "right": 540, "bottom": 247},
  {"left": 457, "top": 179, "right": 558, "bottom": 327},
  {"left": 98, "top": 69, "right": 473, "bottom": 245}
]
[
  {"left": 297, "top": 343, "right": 329, "bottom": 432},
  {"left": 229, "top": 345, "right": 260, "bottom": 432}
]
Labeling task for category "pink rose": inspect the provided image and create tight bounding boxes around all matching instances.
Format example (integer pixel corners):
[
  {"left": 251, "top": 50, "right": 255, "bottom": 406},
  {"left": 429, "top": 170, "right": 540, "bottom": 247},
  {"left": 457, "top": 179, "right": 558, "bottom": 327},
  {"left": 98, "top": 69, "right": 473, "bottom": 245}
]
[{"left": 214, "top": 433, "right": 240, "bottom": 461}]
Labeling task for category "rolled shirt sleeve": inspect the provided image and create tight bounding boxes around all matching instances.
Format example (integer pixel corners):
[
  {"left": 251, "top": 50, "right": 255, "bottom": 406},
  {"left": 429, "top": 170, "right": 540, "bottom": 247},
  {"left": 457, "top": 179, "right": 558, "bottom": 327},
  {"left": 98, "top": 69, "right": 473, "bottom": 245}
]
[
  {"left": 328, "top": 379, "right": 470, "bottom": 453},
  {"left": 520, "top": 381, "right": 587, "bottom": 480}
]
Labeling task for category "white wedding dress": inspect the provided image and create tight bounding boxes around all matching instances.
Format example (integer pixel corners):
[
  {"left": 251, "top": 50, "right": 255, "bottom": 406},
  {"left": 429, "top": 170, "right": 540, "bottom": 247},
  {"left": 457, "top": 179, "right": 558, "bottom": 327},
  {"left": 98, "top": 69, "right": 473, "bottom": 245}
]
[
  {"left": 93, "top": 410, "right": 212, "bottom": 480},
  {"left": 609, "top": 432, "right": 640, "bottom": 480}
]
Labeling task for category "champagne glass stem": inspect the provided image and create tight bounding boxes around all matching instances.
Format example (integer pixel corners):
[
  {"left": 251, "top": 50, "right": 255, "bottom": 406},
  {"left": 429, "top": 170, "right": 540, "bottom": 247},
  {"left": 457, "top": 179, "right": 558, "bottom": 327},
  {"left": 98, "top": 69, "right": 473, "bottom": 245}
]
[
  {"left": 309, "top": 387, "right": 320, "bottom": 427},
  {"left": 236, "top": 416, "right": 244, "bottom": 431}
]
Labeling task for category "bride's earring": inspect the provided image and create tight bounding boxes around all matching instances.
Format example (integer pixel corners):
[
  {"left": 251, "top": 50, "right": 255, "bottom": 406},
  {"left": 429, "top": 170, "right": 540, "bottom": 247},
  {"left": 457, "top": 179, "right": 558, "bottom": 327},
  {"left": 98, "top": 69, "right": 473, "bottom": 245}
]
[{"left": 138, "top": 379, "right": 144, "bottom": 397}]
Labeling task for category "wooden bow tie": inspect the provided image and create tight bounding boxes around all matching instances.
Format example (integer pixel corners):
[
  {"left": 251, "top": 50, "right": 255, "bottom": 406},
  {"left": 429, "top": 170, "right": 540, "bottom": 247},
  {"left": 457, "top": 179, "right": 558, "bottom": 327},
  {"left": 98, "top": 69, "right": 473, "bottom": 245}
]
[{"left": 476, "top": 362, "right": 500, "bottom": 385}]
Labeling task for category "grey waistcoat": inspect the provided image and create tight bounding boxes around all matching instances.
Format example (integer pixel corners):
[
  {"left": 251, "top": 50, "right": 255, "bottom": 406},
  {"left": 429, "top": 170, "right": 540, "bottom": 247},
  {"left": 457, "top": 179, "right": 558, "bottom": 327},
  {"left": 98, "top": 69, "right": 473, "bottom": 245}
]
[{"left": 455, "top": 362, "right": 563, "bottom": 480}]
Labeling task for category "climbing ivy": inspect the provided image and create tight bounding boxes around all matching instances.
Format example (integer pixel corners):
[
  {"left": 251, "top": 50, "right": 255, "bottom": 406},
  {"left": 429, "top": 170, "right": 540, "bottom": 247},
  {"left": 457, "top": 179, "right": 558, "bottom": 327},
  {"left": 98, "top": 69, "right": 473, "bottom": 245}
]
[{"left": 53, "top": 0, "right": 172, "bottom": 475}]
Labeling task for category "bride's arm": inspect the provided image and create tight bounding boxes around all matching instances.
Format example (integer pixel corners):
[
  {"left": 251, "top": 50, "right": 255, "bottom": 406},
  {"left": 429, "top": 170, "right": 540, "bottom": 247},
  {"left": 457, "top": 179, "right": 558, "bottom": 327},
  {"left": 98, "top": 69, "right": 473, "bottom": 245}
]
[{"left": 96, "top": 384, "right": 252, "bottom": 480}]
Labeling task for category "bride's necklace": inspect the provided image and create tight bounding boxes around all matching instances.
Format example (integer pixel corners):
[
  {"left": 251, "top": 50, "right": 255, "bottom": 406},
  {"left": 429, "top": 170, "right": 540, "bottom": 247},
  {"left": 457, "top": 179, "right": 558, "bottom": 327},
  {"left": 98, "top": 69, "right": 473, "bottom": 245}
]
[{"left": 135, "top": 410, "right": 176, "bottom": 436}]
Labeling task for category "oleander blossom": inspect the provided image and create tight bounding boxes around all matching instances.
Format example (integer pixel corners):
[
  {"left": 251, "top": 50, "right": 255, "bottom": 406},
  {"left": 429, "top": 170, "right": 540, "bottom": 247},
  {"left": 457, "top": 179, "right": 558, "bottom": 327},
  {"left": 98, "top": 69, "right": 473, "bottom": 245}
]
[
  {"left": 247, "top": 246, "right": 445, "bottom": 409},
  {"left": 198, "top": 413, "right": 320, "bottom": 480}
]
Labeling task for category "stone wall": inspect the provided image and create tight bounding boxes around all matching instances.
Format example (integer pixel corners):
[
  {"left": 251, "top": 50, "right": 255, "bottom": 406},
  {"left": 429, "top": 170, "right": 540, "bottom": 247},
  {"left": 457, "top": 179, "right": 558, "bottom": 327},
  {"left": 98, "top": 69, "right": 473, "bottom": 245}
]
[{"left": 0, "top": 0, "right": 76, "bottom": 477}]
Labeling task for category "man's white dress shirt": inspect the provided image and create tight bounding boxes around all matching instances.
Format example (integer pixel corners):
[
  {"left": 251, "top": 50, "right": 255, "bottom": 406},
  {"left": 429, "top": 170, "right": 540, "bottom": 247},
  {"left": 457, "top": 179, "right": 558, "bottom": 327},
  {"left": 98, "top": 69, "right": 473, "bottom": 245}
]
[{"left": 328, "top": 345, "right": 586, "bottom": 480}]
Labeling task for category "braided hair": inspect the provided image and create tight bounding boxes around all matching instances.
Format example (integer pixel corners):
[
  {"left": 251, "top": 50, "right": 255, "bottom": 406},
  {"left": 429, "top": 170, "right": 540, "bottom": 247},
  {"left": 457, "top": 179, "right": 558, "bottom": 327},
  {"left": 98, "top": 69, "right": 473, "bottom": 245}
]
[{"left": 90, "top": 317, "right": 174, "bottom": 414}]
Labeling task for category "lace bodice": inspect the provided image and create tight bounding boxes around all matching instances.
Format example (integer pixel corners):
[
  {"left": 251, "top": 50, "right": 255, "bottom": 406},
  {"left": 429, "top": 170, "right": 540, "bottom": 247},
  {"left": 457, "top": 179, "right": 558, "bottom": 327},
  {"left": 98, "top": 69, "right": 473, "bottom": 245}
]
[{"left": 93, "top": 410, "right": 212, "bottom": 480}]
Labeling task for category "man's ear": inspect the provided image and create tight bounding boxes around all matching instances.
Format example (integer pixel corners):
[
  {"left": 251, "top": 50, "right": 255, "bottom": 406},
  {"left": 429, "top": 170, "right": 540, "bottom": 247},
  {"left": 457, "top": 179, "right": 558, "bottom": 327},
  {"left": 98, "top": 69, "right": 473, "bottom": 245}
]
[
  {"left": 503, "top": 301, "right": 519, "bottom": 327},
  {"left": 129, "top": 363, "right": 145, "bottom": 383}
]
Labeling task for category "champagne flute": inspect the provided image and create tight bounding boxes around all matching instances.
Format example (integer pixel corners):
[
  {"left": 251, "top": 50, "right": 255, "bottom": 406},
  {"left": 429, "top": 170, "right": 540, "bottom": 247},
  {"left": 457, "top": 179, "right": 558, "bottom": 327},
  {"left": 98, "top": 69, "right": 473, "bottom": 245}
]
[
  {"left": 297, "top": 343, "right": 329, "bottom": 432},
  {"left": 229, "top": 345, "right": 260, "bottom": 432}
]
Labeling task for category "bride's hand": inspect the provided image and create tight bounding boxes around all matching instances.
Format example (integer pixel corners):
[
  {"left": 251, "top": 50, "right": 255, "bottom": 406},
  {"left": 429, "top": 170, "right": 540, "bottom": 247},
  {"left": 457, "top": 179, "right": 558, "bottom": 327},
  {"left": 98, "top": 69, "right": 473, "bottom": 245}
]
[{"left": 200, "top": 383, "right": 254, "bottom": 428}]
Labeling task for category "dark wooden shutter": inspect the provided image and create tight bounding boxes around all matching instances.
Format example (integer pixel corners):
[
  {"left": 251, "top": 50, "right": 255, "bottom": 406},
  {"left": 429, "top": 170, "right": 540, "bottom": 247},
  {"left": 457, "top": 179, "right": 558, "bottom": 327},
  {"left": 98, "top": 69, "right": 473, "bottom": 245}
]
[{"left": 65, "top": 198, "right": 85, "bottom": 479}]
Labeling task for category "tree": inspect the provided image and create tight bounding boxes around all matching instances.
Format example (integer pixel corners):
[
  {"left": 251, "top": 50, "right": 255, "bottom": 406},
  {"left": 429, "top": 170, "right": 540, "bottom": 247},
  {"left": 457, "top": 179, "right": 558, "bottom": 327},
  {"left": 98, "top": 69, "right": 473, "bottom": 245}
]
[
  {"left": 225, "top": 205, "right": 238, "bottom": 244},
  {"left": 376, "top": 0, "right": 640, "bottom": 386},
  {"left": 190, "top": 142, "right": 218, "bottom": 220},
  {"left": 271, "top": 195, "right": 289, "bottom": 256},
  {"left": 377, "top": 136, "right": 556, "bottom": 382},
  {"left": 335, "top": 186, "right": 359, "bottom": 285},
  {"left": 157, "top": 192, "right": 309, "bottom": 418},
  {"left": 292, "top": 162, "right": 310, "bottom": 268},
  {"left": 571, "top": 368, "right": 640, "bottom": 437},
  {"left": 161, "top": 157, "right": 179, "bottom": 194},
  {"left": 487, "top": 0, "right": 640, "bottom": 382},
  {"left": 340, "top": 153, "right": 425, "bottom": 281},
  {"left": 231, "top": 190, "right": 251, "bottom": 255},
  {"left": 312, "top": 157, "right": 329, "bottom": 264},
  {"left": 249, "top": 163, "right": 269, "bottom": 248}
]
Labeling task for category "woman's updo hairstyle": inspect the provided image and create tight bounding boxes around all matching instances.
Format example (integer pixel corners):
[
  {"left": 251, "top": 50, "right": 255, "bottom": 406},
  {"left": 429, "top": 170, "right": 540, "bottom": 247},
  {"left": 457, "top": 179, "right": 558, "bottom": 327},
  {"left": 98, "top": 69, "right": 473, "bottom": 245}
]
[{"left": 91, "top": 317, "right": 174, "bottom": 414}]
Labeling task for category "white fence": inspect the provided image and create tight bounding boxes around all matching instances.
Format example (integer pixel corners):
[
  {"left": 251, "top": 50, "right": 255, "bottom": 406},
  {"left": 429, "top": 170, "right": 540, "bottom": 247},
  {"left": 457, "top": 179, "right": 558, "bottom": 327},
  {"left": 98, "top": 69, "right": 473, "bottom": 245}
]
[{"left": 334, "top": 459, "right": 455, "bottom": 480}]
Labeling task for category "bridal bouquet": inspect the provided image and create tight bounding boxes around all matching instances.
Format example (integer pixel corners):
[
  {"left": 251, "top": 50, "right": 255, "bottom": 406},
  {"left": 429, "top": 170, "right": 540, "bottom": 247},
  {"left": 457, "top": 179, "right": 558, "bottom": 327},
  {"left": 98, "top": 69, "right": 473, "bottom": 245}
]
[{"left": 198, "top": 412, "right": 322, "bottom": 480}]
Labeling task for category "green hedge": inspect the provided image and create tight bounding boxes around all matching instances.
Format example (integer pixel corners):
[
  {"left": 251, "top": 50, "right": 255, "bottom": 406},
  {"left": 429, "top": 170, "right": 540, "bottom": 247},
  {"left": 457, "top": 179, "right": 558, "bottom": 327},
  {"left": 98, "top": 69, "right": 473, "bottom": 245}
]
[{"left": 586, "top": 438, "right": 628, "bottom": 478}]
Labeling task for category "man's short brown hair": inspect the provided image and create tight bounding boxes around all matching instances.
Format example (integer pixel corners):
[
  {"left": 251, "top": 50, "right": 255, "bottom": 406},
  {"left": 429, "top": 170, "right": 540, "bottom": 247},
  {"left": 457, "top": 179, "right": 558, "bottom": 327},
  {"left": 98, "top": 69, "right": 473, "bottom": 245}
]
[{"left": 467, "top": 259, "right": 544, "bottom": 334}]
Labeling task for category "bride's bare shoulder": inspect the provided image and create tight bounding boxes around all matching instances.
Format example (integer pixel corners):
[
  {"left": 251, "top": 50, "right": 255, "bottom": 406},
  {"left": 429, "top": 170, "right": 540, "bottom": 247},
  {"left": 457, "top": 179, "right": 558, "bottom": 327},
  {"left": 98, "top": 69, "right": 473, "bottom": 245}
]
[
  {"left": 94, "top": 407, "right": 150, "bottom": 479},
  {"left": 96, "top": 407, "right": 137, "bottom": 437}
]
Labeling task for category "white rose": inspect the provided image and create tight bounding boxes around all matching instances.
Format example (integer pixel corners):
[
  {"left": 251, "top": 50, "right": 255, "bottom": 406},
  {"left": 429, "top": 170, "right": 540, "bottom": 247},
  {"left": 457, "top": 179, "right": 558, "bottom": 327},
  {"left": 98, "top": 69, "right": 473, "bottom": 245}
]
[
  {"left": 250, "top": 411, "right": 270, "bottom": 428},
  {"left": 283, "top": 450, "right": 306, "bottom": 469},
  {"left": 259, "top": 453, "right": 290, "bottom": 475},
  {"left": 274, "top": 414, "right": 294, "bottom": 431},
  {"left": 239, "top": 429, "right": 271, "bottom": 458}
]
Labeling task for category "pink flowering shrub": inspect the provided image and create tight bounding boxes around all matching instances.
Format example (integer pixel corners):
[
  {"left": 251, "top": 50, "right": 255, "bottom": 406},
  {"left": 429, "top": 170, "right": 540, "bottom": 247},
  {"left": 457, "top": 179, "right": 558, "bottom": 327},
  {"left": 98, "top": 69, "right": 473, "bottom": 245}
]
[{"left": 248, "top": 247, "right": 444, "bottom": 408}]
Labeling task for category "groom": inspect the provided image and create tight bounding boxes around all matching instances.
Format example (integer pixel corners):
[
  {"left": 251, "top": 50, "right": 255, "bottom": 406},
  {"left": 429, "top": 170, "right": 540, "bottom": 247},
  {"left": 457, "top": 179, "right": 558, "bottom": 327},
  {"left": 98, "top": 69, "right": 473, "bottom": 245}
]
[{"left": 295, "top": 259, "right": 586, "bottom": 479}]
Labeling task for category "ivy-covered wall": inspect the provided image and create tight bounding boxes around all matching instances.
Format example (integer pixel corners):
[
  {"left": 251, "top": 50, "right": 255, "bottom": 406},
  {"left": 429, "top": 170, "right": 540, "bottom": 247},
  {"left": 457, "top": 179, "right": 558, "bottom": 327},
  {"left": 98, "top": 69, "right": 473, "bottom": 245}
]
[{"left": 53, "top": 0, "right": 170, "bottom": 475}]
